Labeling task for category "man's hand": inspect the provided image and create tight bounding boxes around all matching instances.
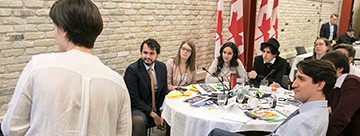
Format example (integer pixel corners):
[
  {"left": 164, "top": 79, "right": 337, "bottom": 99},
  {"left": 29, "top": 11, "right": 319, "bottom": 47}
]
[
  {"left": 150, "top": 111, "right": 165, "bottom": 130},
  {"left": 248, "top": 70, "right": 257, "bottom": 79}
]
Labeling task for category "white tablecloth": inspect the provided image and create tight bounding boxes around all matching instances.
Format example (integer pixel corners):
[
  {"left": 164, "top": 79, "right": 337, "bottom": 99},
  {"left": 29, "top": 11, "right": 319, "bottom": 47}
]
[
  {"left": 289, "top": 52, "right": 313, "bottom": 82},
  {"left": 162, "top": 89, "right": 298, "bottom": 136},
  {"left": 354, "top": 45, "right": 360, "bottom": 59}
]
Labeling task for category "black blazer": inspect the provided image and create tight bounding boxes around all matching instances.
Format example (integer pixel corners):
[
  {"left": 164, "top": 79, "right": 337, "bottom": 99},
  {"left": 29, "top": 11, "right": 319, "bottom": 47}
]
[
  {"left": 124, "top": 58, "right": 168, "bottom": 116},
  {"left": 250, "top": 55, "right": 287, "bottom": 88},
  {"left": 320, "top": 22, "right": 338, "bottom": 41}
]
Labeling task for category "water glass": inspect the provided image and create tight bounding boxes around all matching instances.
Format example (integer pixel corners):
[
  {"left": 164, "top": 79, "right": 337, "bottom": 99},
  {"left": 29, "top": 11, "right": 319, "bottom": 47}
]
[
  {"left": 217, "top": 94, "right": 227, "bottom": 108},
  {"left": 237, "top": 92, "right": 245, "bottom": 104},
  {"left": 260, "top": 79, "right": 269, "bottom": 86}
]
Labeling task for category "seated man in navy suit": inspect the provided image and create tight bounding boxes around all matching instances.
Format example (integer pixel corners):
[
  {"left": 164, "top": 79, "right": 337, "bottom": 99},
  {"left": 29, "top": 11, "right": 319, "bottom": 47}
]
[{"left": 124, "top": 38, "right": 168, "bottom": 136}]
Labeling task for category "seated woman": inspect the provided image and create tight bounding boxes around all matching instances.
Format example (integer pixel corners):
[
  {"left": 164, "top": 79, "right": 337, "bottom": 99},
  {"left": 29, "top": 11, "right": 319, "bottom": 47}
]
[
  {"left": 248, "top": 38, "right": 287, "bottom": 88},
  {"left": 205, "top": 42, "right": 246, "bottom": 84},
  {"left": 166, "top": 40, "right": 196, "bottom": 90},
  {"left": 306, "top": 37, "right": 331, "bottom": 60}
]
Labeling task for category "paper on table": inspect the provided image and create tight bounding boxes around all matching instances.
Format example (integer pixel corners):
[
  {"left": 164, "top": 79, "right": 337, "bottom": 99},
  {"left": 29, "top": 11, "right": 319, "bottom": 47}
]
[{"left": 221, "top": 112, "right": 252, "bottom": 123}]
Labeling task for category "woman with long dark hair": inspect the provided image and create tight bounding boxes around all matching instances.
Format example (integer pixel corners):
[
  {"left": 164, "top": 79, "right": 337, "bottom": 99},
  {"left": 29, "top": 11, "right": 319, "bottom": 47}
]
[{"left": 205, "top": 42, "right": 246, "bottom": 83}]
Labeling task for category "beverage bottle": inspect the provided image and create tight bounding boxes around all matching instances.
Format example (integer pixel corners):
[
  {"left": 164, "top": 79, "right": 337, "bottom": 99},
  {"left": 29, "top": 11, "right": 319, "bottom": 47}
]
[{"left": 270, "top": 87, "right": 277, "bottom": 108}]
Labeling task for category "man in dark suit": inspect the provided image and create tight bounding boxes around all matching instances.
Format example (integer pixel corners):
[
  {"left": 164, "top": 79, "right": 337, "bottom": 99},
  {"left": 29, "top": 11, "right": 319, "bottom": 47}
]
[
  {"left": 248, "top": 38, "right": 288, "bottom": 88},
  {"left": 320, "top": 13, "right": 338, "bottom": 41},
  {"left": 337, "top": 28, "right": 357, "bottom": 45},
  {"left": 124, "top": 38, "right": 168, "bottom": 136}
]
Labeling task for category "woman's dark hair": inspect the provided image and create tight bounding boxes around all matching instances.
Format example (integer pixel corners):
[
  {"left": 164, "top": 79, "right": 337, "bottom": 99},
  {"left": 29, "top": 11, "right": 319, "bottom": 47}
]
[
  {"left": 297, "top": 59, "right": 336, "bottom": 95},
  {"left": 260, "top": 44, "right": 280, "bottom": 56},
  {"left": 214, "top": 42, "right": 239, "bottom": 76},
  {"left": 49, "top": 0, "right": 103, "bottom": 48},
  {"left": 174, "top": 40, "right": 196, "bottom": 71},
  {"left": 312, "top": 37, "right": 331, "bottom": 59}
]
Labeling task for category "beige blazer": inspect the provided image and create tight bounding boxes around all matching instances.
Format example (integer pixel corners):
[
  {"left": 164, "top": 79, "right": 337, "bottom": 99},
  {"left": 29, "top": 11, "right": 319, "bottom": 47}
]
[{"left": 166, "top": 59, "right": 196, "bottom": 87}]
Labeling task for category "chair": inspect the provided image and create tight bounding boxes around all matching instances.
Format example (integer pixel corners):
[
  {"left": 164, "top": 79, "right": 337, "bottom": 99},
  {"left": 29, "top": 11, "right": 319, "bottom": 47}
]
[
  {"left": 295, "top": 46, "right": 307, "bottom": 55},
  {"left": 146, "top": 122, "right": 156, "bottom": 136}
]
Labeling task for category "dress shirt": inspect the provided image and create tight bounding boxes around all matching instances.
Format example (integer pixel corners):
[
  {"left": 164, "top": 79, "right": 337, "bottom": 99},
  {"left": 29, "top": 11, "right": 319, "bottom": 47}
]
[
  {"left": 144, "top": 63, "right": 158, "bottom": 90},
  {"left": 1, "top": 50, "right": 132, "bottom": 136},
  {"left": 273, "top": 100, "right": 329, "bottom": 136},
  {"left": 329, "top": 22, "right": 334, "bottom": 41},
  {"left": 350, "top": 65, "right": 360, "bottom": 77},
  {"left": 205, "top": 59, "right": 246, "bottom": 83}
]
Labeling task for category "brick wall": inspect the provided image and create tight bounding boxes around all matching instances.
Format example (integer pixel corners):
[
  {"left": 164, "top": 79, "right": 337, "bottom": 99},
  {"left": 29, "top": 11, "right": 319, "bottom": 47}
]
[{"left": 0, "top": 0, "right": 351, "bottom": 119}]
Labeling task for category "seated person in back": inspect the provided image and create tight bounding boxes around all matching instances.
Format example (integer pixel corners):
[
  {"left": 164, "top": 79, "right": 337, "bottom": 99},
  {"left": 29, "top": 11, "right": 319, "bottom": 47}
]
[
  {"left": 166, "top": 40, "right": 197, "bottom": 90},
  {"left": 333, "top": 43, "right": 360, "bottom": 77},
  {"left": 321, "top": 51, "right": 360, "bottom": 136},
  {"left": 208, "top": 59, "right": 337, "bottom": 136},
  {"left": 306, "top": 37, "right": 331, "bottom": 60},
  {"left": 205, "top": 42, "right": 246, "bottom": 84},
  {"left": 248, "top": 38, "right": 287, "bottom": 88},
  {"left": 337, "top": 28, "right": 357, "bottom": 45}
]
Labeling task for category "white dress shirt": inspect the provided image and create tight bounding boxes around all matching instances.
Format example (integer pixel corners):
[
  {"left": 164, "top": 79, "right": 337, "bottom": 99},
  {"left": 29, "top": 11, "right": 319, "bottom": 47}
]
[
  {"left": 273, "top": 100, "right": 329, "bottom": 136},
  {"left": 1, "top": 50, "right": 132, "bottom": 136},
  {"left": 350, "top": 65, "right": 360, "bottom": 77}
]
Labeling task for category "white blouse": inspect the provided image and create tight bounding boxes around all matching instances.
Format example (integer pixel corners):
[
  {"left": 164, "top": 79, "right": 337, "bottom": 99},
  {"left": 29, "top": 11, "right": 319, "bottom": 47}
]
[{"left": 1, "top": 50, "right": 132, "bottom": 136}]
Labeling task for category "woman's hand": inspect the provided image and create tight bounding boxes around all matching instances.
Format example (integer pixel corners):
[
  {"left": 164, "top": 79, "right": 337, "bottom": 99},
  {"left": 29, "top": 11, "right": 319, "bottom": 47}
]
[{"left": 270, "top": 82, "right": 281, "bottom": 88}]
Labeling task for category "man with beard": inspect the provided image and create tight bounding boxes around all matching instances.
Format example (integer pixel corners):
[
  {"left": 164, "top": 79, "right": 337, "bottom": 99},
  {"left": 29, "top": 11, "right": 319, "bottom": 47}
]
[{"left": 124, "top": 38, "right": 168, "bottom": 136}]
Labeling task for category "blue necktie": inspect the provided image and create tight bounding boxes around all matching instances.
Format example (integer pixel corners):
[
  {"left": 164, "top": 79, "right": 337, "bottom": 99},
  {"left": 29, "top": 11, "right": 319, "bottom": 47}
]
[{"left": 273, "top": 109, "right": 300, "bottom": 133}]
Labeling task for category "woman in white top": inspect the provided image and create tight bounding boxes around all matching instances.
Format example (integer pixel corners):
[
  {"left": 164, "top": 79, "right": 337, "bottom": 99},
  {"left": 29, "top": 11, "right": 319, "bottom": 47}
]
[
  {"left": 205, "top": 42, "right": 246, "bottom": 84},
  {"left": 166, "top": 40, "right": 196, "bottom": 90},
  {"left": 1, "top": 0, "right": 131, "bottom": 135}
]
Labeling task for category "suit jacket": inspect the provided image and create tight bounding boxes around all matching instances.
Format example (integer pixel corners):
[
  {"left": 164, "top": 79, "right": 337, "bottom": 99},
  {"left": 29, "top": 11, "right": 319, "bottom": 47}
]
[
  {"left": 320, "top": 22, "right": 338, "bottom": 41},
  {"left": 124, "top": 58, "right": 168, "bottom": 116},
  {"left": 250, "top": 55, "right": 287, "bottom": 88}
]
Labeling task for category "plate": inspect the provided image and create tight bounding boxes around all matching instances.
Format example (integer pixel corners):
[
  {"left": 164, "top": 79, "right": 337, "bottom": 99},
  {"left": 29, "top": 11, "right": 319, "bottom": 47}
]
[{"left": 251, "top": 110, "right": 277, "bottom": 119}]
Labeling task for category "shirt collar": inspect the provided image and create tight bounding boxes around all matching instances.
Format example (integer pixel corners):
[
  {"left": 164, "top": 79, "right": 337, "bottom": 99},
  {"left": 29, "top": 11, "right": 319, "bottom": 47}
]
[
  {"left": 329, "top": 22, "right": 334, "bottom": 26},
  {"left": 334, "top": 74, "right": 348, "bottom": 88},
  {"left": 263, "top": 57, "right": 276, "bottom": 64},
  {"left": 143, "top": 62, "right": 155, "bottom": 71},
  {"left": 299, "top": 100, "right": 328, "bottom": 113}
]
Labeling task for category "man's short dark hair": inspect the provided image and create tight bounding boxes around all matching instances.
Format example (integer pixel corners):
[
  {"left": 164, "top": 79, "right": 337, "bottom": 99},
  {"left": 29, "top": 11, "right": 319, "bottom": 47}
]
[
  {"left": 140, "top": 38, "right": 161, "bottom": 54},
  {"left": 321, "top": 51, "right": 350, "bottom": 74},
  {"left": 333, "top": 43, "right": 356, "bottom": 58},
  {"left": 297, "top": 59, "right": 337, "bottom": 95},
  {"left": 49, "top": 0, "right": 103, "bottom": 48}
]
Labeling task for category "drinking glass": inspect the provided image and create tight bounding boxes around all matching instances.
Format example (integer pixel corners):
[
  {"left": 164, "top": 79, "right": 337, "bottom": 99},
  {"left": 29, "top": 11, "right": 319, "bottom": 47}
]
[
  {"left": 260, "top": 79, "right": 269, "bottom": 86},
  {"left": 237, "top": 92, "right": 245, "bottom": 104},
  {"left": 217, "top": 94, "right": 227, "bottom": 109}
]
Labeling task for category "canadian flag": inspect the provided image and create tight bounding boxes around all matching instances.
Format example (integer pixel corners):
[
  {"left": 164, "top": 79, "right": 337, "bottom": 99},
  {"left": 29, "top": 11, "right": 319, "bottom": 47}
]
[
  {"left": 254, "top": 0, "right": 278, "bottom": 55},
  {"left": 270, "top": 0, "right": 279, "bottom": 39},
  {"left": 227, "top": 0, "right": 244, "bottom": 63},
  {"left": 214, "top": 0, "right": 224, "bottom": 58}
]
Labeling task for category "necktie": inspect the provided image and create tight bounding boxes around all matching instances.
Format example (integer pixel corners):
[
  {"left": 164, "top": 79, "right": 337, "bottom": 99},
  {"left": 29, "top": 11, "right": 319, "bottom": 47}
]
[
  {"left": 273, "top": 109, "right": 300, "bottom": 133},
  {"left": 148, "top": 68, "right": 156, "bottom": 112},
  {"left": 265, "top": 63, "right": 272, "bottom": 68}
]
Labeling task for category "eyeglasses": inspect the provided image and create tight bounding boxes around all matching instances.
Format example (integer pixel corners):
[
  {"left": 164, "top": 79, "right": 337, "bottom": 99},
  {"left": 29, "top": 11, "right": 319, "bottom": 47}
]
[
  {"left": 314, "top": 43, "right": 325, "bottom": 47},
  {"left": 181, "top": 47, "right": 192, "bottom": 53}
]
